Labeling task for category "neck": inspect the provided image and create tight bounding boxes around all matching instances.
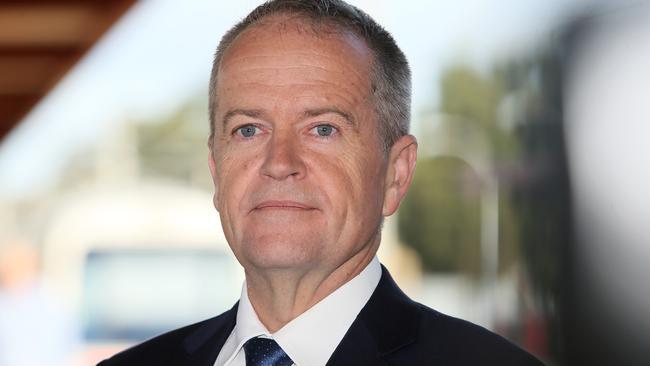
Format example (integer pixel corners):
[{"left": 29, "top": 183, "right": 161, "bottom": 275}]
[{"left": 244, "top": 237, "right": 379, "bottom": 333}]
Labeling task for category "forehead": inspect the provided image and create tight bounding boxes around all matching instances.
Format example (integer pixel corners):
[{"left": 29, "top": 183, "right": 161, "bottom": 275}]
[
  {"left": 215, "top": 16, "right": 374, "bottom": 111},
  {"left": 222, "top": 15, "right": 372, "bottom": 69}
]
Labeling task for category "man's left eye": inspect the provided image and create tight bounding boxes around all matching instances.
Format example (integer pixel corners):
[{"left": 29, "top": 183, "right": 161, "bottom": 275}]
[{"left": 312, "top": 125, "right": 336, "bottom": 137}]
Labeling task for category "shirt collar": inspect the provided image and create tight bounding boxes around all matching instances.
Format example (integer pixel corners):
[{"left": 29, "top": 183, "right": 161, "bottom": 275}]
[{"left": 230, "top": 256, "right": 381, "bottom": 366}]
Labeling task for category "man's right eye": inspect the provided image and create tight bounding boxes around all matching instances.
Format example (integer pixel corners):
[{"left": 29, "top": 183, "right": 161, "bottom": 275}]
[{"left": 236, "top": 124, "right": 258, "bottom": 138}]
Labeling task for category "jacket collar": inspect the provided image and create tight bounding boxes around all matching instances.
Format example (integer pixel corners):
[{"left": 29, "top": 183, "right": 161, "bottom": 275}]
[
  {"left": 180, "top": 265, "right": 421, "bottom": 366},
  {"left": 326, "top": 265, "right": 421, "bottom": 365},
  {"left": 182, "top": 302, "right": 238, "bottom": 365}
]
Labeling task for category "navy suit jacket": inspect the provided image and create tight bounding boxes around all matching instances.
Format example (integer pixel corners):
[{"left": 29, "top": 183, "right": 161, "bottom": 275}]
[{"left": 99, "top": 266, "right": 544, "bottom": 365}]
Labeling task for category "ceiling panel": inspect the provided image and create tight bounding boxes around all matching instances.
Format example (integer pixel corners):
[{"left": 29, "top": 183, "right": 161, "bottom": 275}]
[{"left": 0, "top": 0, "right": 136, "bottom": 142}]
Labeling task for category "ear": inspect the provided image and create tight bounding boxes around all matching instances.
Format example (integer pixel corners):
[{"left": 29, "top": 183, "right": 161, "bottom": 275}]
[
  {"left": 382, "top": 134, "right": 418, "bottom": 217},
  {"left": 207, "top": 138, "right": 220, "bottom": 212}
]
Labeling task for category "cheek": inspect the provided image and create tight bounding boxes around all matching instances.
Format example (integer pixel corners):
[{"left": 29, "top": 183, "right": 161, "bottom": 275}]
[
  {"left": 348, "top": 151, "right": 387, "bottom": 215},
  {"left": 217, "top": 151, "right": 263, "bottom": 211},
  {"left": 318, "top": 151, "right": 383, "bottom": 211},
  {"left": 342, "top": 142, "right": 384, "bottom": 184},
  {"left": 339, "top": 154, "right": 366, "bottom": 194},
  {"left": 215, "top": 155, "right": 242, "bottom": 206}
]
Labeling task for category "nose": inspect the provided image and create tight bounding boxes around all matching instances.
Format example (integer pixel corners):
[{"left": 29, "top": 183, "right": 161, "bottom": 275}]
[{"left": 260, "top": 131, "right": 306, "bottom": 180}]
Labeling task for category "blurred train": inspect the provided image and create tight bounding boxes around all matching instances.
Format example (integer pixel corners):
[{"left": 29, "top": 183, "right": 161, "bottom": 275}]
[{"left": 39, "top": 181, "right": 243, "bottom": 365}]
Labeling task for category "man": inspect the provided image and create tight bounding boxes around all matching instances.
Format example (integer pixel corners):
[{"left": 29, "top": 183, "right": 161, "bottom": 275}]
[{"left": 100, "top": 0, "right": 543, "bottom": 365}]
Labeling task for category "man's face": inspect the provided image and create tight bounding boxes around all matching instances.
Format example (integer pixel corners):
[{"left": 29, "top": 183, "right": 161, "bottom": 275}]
[{"left": 209, "top": 19, "right": 399, "bottom": 273}]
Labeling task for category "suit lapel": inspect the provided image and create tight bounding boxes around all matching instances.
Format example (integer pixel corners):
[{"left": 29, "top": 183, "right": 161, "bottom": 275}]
[
  {"left": 327, "top": 266, "right": 421, "bottom": 366},
  {"left": 179, "top": 267, "right": 421, "bottom": 366},
  {"left": 325, "top": 317, "right": 389, "bottom": 366},
  {"left": 181, "top": 302, "right": 238, "bottom": 366}
]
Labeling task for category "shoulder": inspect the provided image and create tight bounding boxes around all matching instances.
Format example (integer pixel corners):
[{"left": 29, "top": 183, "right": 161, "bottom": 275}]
[
  {"left": 362, "top": 266, "right": 544, "bottom": 365},
  {"left": 97, "top": 308, "right": 236, "bottom": 366},
  {"left": 97, "top": 318, "right": 211, "bottom": 366},
  {"left": 414, "top": 303, "right": 545, "bottom": 365}
]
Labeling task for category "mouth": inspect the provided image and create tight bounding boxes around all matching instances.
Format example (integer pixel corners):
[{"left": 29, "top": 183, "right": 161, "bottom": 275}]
[{"left": 254, "top": 200, "right": 316, "bottom": 211}]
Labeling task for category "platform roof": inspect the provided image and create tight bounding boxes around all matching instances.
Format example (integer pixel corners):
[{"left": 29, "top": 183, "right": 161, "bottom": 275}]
[{"left": 0, "top": 0, "right": 135, "bottom": 142}]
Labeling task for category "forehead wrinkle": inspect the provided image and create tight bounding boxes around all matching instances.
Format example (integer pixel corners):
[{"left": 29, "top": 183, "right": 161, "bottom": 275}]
[
  {"left": 222, "top": 51, "right": 354, "bottom": 65},
  {"left": 221, "top": 58, "right": 369, "bottom": 86},
  {"left": 223, "top": 62, "right": 368, "bottom": 92},
  {"left": 223, "top": 79, "right": 369, "bottom": 112},
  {"left": 222, "top": 74, "right": 367, "bottom": 106},
  {"left": 225, "top": 64, "right": 337, "bottom": 77},
  {"left": 220, "top": 52, "right": 368, "bottom": 79},
  {"left": 232, "top": 79, "right": 364, "bottom": 94},
  {"left": 224, "top": 49, "right": 369, "bottom": 67}
]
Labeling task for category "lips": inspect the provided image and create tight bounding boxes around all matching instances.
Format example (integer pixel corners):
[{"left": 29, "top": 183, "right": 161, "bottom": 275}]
[{"left": 254, "top": 200, "right": 316, "bottom": 210}]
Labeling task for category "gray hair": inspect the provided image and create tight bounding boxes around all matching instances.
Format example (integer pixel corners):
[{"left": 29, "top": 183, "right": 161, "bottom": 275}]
[{"left": 208, "top": 0, "right": 411, "bottom": 152}]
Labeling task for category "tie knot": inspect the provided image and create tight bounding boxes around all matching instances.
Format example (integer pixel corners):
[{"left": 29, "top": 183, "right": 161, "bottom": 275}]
[{"left": 243, "top": 337, "right": 293, "bottom": 366}]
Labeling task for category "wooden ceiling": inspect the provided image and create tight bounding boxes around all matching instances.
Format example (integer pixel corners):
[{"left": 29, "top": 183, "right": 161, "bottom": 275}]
[{"left": 0, "top": 0, "right": 135, "bottom": 142}]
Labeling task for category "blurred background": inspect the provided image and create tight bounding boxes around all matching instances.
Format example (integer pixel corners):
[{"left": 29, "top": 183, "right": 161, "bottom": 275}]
[{"left": 1, "top": 0, "right": 649, "bottom": 365}]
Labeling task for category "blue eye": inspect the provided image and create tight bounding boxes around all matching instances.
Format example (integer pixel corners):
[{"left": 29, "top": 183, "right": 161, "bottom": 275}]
[
  {"left": 237, "top": 124, "right": 257, "bottom": 138},
  {"left": 315, "top": 125, "right": 334, "bottom": 137}
]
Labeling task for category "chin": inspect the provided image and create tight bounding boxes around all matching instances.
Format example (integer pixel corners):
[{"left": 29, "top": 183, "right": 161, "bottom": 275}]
[{"left": 239, "top": 232, "right": 321, "bottom": 270}]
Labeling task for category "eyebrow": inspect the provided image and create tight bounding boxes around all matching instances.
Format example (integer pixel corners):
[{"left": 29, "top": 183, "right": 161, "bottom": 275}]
[
  {"left": 221, "top": 109, "right": 264, "bottom": 133},
  {"left": 303, "top": 107, "right": 356, "bottom": 127},
  {"left": 220, "top": 106, "right": 356, "bottom": 133}
]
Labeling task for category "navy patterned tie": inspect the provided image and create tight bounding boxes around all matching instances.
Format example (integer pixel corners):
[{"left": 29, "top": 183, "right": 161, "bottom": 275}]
[{"left": 243, "top": 337, "right": 293, "bottom": 366}]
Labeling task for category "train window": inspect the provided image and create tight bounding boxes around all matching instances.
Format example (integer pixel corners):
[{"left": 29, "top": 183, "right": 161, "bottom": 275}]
[{"left": 82, "top": 248, "right": 241, "bottom": 342}]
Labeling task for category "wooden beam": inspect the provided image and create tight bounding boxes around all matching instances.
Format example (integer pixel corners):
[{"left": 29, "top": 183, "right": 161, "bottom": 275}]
[{"left": 0, "top": 0, "right": 136, "bottom": 142}]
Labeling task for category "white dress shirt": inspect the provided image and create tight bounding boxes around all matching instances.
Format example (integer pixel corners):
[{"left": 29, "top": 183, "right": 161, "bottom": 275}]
[{"left": 214, "top": 256, "right": 381, "bottom": 366}]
